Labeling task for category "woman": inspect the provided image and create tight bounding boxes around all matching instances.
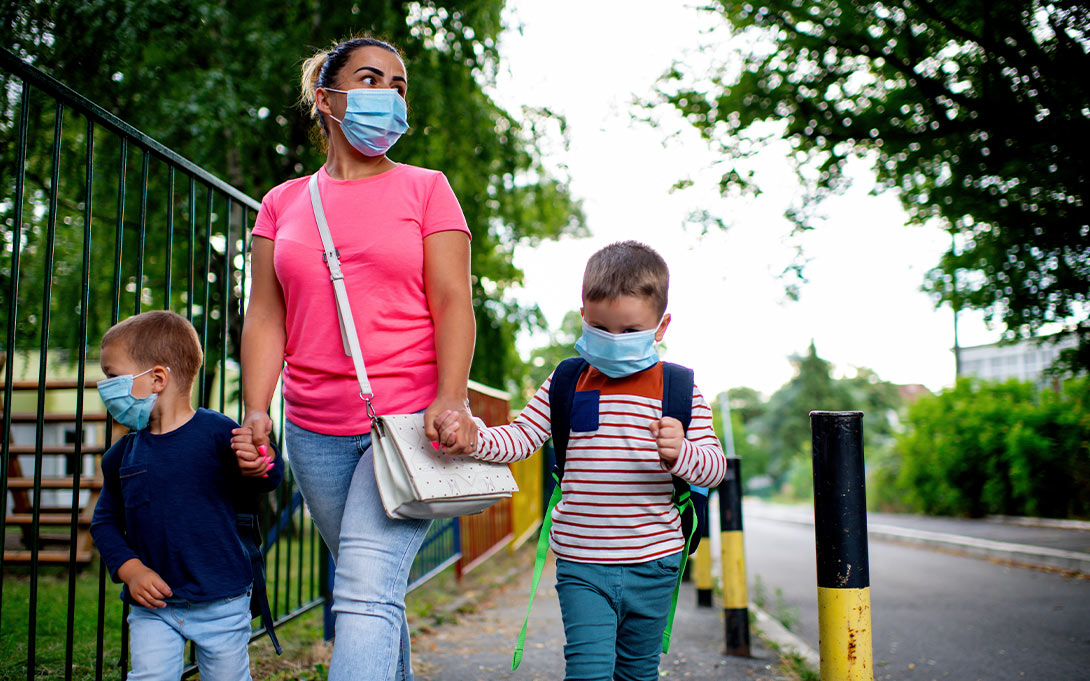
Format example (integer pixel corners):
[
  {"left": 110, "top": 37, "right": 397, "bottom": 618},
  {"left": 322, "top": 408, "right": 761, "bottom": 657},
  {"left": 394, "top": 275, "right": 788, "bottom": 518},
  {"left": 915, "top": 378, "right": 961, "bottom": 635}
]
[{"left": 240, "top": 36, "right": 478, "bottom": 681}]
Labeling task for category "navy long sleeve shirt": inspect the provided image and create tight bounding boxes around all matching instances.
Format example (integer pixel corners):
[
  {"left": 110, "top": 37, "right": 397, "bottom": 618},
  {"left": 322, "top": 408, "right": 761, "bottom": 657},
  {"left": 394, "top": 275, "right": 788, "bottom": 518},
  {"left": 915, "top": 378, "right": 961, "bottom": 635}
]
[{"left": 90, "top": 408, "right": 283, "bottom": 604}]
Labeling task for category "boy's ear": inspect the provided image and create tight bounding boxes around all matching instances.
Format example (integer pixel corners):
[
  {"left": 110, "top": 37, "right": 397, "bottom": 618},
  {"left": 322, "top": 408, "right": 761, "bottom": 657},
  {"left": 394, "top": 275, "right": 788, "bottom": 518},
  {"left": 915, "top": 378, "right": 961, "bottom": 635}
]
[
  {"left": 654, "top": 313, "right": 671, "bottom": 342},
  {"left": 149, "top": 365, "right": 171, "bottom": 394}
]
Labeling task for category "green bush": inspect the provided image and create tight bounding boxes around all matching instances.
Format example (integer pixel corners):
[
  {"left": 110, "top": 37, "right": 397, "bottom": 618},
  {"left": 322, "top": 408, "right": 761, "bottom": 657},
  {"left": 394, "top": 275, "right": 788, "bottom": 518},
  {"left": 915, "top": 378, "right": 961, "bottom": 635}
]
[{"left": 893, "top": 378, "right": 1090, "bottom": 518}]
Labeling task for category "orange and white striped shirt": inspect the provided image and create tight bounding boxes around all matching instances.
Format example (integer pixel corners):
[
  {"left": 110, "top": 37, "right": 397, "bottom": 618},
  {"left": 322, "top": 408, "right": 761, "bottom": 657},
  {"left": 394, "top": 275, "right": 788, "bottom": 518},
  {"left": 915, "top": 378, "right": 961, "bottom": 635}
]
[{"left": 472, "top": 362, "right": 726, "bottom": 564}]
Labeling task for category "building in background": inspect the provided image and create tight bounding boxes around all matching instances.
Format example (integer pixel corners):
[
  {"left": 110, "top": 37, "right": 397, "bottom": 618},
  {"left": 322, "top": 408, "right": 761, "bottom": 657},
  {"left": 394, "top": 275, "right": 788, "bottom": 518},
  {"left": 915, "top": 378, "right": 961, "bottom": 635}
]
[{"left": 957, "top": 334, "right": 1077, "bottom": 388}]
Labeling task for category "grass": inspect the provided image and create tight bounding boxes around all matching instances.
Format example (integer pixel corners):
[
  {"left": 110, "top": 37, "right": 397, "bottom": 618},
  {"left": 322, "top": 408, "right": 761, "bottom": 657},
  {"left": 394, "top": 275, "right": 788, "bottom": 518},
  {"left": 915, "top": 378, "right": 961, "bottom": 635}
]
[
  {"left": 0, "top": 525, "right": 322, "bottom": 681},
  {"left": 750, "top": 574, "right": 800, "bottom": 632}
]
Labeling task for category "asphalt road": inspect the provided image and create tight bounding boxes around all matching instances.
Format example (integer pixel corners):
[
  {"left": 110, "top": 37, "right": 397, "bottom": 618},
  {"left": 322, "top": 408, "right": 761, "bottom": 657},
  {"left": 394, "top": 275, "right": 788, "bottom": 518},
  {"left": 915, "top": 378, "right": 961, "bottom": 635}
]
[{"left": 743, "top": 515, "right": 1090, "bottom": 681}]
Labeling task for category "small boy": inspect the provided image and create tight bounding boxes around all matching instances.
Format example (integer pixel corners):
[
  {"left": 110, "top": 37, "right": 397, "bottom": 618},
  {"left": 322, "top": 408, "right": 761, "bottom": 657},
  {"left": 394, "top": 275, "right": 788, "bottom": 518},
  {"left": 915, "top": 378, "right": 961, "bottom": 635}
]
[
  {"left": 89, "top": 310, "right": 282, "bottom": 681},
  {"left": 435, "top": 241, "right": 726, "bottom": 680}
]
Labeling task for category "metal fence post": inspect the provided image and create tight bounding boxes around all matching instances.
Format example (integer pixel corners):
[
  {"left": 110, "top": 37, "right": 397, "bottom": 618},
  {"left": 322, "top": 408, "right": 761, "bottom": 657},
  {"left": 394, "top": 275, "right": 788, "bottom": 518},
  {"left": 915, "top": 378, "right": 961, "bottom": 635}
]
[
  {"left": 719, "top": 457, "right": 750, "bottom": 656},
  {"left": 810, "top": 411, "right": 873, "bottom": 681}
]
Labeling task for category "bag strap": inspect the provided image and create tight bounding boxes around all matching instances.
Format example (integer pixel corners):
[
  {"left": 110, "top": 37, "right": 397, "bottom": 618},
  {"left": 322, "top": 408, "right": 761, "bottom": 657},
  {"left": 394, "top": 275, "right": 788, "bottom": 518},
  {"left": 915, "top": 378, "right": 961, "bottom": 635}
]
[
  {"left": 236, "top": 512, "right": 282, "bottom": 654},
  {"left": 547, "top": 357, "right": 588, "bottom": 475},
  {"left": 307, "top": 173, "right": 374, "bottom": 407},
  {"left": 511, "top": 473, "right": 562, "bottom": 670},
  {"left": 659, "top": 361, "right": 696, "bottom": 653},
  {"left": 662, "top": 490, "right": 695, "bottom": 653}
]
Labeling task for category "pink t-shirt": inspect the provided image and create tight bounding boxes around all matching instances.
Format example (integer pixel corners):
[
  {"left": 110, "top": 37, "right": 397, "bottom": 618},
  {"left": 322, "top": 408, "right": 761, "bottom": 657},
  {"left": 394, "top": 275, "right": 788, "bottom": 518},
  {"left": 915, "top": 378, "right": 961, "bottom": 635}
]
[{"left": 251, "top": 164, "right": 470, "bottom": 435}]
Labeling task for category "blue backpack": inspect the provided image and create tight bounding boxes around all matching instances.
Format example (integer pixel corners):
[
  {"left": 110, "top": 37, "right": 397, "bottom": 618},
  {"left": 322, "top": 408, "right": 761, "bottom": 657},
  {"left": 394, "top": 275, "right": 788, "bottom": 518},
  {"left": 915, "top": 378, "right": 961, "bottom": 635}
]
[
  {"left": 547, "top": 357, "right": 709, "bottom": 554},
  {"left": 511, "top": 358, "right": 708, "bottom": 669}
]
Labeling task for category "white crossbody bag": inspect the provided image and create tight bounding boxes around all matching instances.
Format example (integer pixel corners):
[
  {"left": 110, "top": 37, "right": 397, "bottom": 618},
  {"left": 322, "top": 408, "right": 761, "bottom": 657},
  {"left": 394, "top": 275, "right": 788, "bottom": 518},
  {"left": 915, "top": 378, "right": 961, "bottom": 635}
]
[{"left": 307, "top": 173, "right": 518, "bottom": 519}]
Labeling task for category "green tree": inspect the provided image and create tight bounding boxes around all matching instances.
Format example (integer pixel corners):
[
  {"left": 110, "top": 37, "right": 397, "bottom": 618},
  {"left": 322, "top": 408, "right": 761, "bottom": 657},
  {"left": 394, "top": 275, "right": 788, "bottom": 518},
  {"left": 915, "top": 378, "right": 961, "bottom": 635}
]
[
  {"left": 895, "top": 377, "right": 1090, "bottom": 517},
  {"left": 1, "top": 0, "right": 584, "bottom": 388},
  {"left": 521, "top": 309, "right": 582, "bottom": 401},
  {"left": 751, "top": 342, "right": 902, "bottom": 497},
  {"left": 653, "top": 1, "right": 1090, "bottom": 372},
  {"left": 754, "top": 341, "right": 855, "bottom": 491}
]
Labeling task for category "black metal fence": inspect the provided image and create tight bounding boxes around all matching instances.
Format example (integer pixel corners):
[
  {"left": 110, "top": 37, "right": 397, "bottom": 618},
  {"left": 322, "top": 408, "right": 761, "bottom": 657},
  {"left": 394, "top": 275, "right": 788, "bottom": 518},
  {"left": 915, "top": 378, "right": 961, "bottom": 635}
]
[
  {"left": 0, "top": 47, "right": 321, "bottom": 680},
  {"left": 0, "top": 47, "right": 469, "bottom": 681}
]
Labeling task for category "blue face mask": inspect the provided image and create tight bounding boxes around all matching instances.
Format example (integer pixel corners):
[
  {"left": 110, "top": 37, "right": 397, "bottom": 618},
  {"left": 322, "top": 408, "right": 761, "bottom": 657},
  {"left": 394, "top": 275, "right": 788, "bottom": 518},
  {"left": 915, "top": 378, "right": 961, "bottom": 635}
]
[
  {"left": 97, "top": 367, "right": 159, "bottom": 431},
  {"left": 574, "top": 321, "right": 661, "bottom": 378},
  {"left": 326, "top": 88, "right": 409, "bottom": 157}
]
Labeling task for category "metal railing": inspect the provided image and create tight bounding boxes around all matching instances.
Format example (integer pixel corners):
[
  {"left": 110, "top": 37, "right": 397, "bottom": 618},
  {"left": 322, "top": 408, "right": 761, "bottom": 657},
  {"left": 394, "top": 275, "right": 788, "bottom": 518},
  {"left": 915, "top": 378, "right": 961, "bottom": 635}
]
[
  {"left": 0, "top": 47, "right": 538, "bottom": 680},
  {"left": 0, "top": 47, "right": 318, "bottom": 681}
]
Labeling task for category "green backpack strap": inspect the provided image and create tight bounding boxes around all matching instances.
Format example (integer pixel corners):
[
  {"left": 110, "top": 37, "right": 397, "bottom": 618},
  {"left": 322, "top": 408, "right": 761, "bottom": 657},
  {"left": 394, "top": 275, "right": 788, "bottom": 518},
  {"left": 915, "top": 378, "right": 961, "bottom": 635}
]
[
  {"left": 512, "top": 473, "right": 563, "bottom": 670},
  {"left": 662, "top": 489, "right": 697, "bottom": 653}
]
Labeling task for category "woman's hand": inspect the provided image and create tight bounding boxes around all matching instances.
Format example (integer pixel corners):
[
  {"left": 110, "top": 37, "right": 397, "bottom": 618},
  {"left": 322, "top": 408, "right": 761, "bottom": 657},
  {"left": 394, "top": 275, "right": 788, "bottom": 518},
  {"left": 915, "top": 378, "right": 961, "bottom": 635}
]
[
  {"left": 425, "top": 397, "right": 477, "bottom": 455},
  {"left": 242, "top": 410, "right": 274, "bottom": 449}
]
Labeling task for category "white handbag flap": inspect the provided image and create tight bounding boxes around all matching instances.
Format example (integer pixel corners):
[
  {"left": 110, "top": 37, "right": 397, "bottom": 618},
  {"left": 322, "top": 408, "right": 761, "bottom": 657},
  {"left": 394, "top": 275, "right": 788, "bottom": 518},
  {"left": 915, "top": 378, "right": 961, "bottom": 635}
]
[{"left": 377, "top": 414, "right": 519, "bottom": 500}]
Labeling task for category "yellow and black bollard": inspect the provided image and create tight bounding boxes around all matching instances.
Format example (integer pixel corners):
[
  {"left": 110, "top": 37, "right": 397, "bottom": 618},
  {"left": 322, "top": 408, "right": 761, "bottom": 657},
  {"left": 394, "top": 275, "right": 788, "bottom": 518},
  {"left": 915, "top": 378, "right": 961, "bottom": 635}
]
[
  {"left": 810, "top": 411, "right": 873, "bottom": 681},
  {"left": 719, "top": 457, "right": 750, "bottom": 656}
]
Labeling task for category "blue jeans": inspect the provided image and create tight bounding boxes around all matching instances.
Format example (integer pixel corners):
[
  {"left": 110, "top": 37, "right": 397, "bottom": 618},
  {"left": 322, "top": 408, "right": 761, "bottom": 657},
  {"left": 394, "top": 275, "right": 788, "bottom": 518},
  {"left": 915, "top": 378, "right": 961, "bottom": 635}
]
[
  {"left": 127, "top": 587, "right": 252, "bottom": 681},
  {"left": 555, "top": 552, "right": 683, "bottom": 681},
  {"left": 285, "top": 419, "right": 432, "bottom": 681}
]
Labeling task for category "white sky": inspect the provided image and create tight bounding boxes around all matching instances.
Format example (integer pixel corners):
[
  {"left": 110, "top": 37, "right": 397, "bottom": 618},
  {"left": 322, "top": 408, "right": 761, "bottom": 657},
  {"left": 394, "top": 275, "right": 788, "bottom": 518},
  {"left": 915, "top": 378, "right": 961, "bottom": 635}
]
[{"left": 488, "top": 0, "right": 1001, "bottom": 398}]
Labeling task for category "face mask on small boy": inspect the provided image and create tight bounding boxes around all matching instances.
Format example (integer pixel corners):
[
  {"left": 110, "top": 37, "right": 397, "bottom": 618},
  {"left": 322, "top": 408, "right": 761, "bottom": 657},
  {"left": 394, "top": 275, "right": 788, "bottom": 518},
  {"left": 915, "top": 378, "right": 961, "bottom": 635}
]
[
  {"left": 97, "top": 367, "right": 162, "bottom": 431},
  {"left": 574, "top": 321, "right": 661, "bottom": 378}
]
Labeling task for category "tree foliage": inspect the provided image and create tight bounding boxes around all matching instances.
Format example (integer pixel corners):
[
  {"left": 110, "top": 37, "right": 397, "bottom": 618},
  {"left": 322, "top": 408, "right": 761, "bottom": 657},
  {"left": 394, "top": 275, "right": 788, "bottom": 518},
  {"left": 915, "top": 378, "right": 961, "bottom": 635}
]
[
  {"left": 654, "top": 1, "right": 1090, "bottom": 371},
  {"left": 893, "top": 377, "right": 1090, "bottom": 517},
  {"left": 729, "top": 342, "right": 903, "bottom": 495},
  {"left": 1, "top": 0, "right": 584, "bottom": 388}
]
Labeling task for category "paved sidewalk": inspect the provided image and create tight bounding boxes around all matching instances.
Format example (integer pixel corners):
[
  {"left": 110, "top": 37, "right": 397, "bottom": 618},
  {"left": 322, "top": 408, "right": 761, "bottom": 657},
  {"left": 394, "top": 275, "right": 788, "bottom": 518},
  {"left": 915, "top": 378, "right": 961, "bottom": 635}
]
[{"left": 411, "top": 555, "right": 792, "bottom": 681}]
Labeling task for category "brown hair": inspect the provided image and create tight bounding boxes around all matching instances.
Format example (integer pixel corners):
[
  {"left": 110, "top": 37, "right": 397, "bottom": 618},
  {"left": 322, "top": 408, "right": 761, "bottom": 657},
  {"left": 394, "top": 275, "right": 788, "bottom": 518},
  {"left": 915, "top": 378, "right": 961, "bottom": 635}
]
[
  {"left": 101, "top": 311, "right": 203, "bottom": 393},
  {"left": 582, "top": 241, "right": 670, "bottom": 317},
  {"left": 299, "top": 36, "right": 403, "bottom": 138}
]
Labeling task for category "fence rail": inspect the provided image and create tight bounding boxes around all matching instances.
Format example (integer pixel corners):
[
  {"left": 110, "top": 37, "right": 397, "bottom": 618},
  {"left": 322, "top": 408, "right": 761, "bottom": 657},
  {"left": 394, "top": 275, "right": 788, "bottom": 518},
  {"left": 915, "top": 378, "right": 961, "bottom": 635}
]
[{"left": 0, "top": 48, "right": 535, "bottom": 681}]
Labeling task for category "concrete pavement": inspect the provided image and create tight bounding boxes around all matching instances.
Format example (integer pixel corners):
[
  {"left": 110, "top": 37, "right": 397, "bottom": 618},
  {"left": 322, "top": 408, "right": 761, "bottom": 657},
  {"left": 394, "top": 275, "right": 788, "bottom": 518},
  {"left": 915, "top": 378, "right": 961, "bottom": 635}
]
[
  {"left": 409, "top": 503, "right": 1089, "bottom": 680},
  {"left": 411, "top": 553, "right": 793, "bottom": 681}
]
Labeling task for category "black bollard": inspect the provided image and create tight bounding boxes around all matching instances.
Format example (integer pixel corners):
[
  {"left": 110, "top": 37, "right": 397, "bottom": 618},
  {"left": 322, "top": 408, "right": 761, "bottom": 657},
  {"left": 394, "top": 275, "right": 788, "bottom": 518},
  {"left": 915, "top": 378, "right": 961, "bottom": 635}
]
[
  {"left": 810, "top": 411, "right": 873, "bottom": 680},
  {"left": 694, "top": 490, "right": 713, "bottom": 607}
]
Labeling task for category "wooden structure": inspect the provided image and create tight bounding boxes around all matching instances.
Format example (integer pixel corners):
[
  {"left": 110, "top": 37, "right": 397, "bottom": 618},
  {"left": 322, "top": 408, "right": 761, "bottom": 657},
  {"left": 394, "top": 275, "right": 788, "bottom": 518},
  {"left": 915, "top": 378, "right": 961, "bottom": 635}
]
[{"left": 2, "top": 372, "right": 107, "bottom": 565}]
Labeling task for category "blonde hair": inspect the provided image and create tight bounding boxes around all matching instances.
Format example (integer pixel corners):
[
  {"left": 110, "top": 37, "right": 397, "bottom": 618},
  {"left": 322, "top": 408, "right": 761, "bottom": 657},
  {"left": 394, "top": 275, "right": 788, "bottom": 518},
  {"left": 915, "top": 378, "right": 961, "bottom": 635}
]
[
  {"left": 582, "top": 241, "right": 670, "bottom": 317},
  {"left": 101, "top": 311, "right": 203, "bottom": 393},
  {"left": 299, "top": 36, "right": 402, "bottom": 138}
]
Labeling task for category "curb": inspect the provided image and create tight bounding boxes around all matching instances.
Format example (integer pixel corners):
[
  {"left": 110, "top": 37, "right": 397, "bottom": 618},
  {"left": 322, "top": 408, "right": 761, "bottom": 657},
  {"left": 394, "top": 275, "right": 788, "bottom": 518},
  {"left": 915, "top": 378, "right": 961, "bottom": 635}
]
[
  {"left": 866, "top": 522, "right": 1090, "bottom": 575},
  {"left": 749, "top": 601, "right": 820, "bottom": 670}
]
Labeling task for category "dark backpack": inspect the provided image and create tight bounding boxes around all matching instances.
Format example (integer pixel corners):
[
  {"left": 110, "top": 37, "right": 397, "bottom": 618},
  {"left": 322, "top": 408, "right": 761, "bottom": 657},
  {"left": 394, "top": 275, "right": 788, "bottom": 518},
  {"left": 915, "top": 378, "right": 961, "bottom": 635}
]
[{"left": 547, "top": 357, "right": 709, "bottom": 554}]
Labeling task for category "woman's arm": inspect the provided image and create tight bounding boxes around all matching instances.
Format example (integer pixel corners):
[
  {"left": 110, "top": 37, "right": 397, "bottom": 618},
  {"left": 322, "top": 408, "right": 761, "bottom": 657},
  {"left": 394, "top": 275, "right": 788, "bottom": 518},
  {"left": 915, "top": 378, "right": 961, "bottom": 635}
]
[
  {"left": 240, "top": 236, "right": 287, "bottom": 451},
  {"left": 422, "top": 230, "right": 477, "bottom": 451}
]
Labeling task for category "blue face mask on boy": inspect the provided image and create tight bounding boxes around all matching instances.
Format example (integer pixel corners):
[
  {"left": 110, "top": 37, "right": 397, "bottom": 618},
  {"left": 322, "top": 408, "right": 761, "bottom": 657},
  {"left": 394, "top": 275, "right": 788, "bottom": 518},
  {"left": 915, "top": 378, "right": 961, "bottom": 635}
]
[
  {"left": 325, "top": 88, "right": 409, "bottom": 157},
  {"left": 97, "top": 367, "right": 160, "bottom": 431},
  {"left": 574, "top": 321, "right": 661, "bottom": 378}
]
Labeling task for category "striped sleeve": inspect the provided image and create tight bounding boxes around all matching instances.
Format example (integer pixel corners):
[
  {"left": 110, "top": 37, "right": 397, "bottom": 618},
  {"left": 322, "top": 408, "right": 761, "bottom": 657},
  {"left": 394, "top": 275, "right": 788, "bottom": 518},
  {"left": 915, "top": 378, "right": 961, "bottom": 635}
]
[
  {"left": 470, "top": 375, "right": 554, "bottom": 464},
  {"left": 667, "top": 384, "right": 726, "bottom": 488}
]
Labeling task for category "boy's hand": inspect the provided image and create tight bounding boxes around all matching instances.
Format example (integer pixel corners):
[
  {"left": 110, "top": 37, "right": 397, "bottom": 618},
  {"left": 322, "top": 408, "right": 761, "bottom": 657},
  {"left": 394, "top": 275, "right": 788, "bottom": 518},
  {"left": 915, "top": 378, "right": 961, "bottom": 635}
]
[
  {"left": 118, "top": 559, "right": 172, "bottom": 608},
  {"left": 232, "top": 426, "right": 274, "bottom": 478},
  {"left": 432, "top": 409, "right": 479, "bottom": 455},
  {"left": 650, "top": 416, "right": 685, "bottom": 465}
]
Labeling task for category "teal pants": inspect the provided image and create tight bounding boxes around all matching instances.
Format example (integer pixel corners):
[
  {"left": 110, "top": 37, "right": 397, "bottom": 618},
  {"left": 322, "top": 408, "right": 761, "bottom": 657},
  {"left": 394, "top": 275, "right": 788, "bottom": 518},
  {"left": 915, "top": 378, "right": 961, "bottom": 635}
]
[{"left": 554, "top": 552, "right": 683, "bottom": 681}]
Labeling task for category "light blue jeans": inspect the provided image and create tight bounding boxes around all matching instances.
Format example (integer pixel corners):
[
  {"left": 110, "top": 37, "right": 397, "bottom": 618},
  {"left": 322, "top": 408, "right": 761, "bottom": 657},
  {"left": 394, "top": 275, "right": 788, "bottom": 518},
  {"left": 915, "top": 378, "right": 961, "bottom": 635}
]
[
  {"left": 285, "top": 419, "right": 432, "bottom": 681},
  {"left": 555, "top": 552, "right": 683, "bottom": 681},
  {"left": 127, "top": 587, "right": 252, "bottom": 681}
]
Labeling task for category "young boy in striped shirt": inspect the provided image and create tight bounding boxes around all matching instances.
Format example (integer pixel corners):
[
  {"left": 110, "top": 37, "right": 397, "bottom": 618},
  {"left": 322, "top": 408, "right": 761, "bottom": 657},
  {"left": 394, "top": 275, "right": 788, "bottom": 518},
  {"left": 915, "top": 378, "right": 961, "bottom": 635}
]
[{"left": 434, "top": 240, "right": 726, "bottom": 681}]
